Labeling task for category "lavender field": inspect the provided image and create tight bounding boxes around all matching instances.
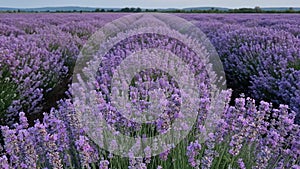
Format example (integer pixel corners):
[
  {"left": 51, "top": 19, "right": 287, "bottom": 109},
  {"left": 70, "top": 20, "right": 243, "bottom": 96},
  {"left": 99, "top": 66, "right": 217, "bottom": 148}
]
[{"left": 0, "top": 13, "right": 299, "bottom": 169}]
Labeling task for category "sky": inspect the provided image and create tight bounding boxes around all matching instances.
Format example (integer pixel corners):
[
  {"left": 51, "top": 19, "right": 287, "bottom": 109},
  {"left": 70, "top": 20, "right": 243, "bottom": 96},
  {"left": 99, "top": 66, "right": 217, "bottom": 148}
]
[{"left": 0, "top": 0, "right": 300, "bottom": 9}]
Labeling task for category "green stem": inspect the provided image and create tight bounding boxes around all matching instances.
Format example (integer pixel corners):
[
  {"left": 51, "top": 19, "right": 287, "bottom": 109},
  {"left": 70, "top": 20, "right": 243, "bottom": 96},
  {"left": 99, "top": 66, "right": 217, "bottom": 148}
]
[{"left": 216, "top": 143, "right": 228, "bottom": 168}]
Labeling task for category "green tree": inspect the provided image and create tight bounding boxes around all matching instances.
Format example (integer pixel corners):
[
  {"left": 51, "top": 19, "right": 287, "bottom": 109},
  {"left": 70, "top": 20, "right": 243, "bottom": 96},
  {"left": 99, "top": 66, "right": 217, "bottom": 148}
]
[
  {"left": 135, "top": 7, "right": 142, "bottom": 12},
  {"left": 121, "top": 7, "right": 130, "bottom": 12},
  {"left": 130, "top": 7, "right": 135, "bottom": 12},
  {"left": 254, "top": 6, "right": 262, "bottom": 13},
  {"left": 287, "top": 7, "right": 294, "bottom": 13}
]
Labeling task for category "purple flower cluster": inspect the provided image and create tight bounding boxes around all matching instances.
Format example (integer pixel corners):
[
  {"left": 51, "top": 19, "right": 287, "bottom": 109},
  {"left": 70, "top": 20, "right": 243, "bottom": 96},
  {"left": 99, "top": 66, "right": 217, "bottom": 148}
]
[
  {"left": 0, "top": 107, "right": 104, "bottom": 168},
  {"left": 186, "top": 96, "right": 299, "bottom": 169}
]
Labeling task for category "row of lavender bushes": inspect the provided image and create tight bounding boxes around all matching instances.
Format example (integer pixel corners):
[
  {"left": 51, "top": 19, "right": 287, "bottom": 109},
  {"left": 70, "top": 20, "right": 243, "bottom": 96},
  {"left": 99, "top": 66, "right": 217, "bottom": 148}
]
[
  {"left": 0, "top": 14, "right": 299, "bottom": 168},
  {"left": 0, "top": 95, "right": 299, "bottom": 168},
  {"left": 182, "top": 14, "right": 300, "bottom": 123},
  {"left": 0, "top": 14, "right": 125, "bottom": 125}
]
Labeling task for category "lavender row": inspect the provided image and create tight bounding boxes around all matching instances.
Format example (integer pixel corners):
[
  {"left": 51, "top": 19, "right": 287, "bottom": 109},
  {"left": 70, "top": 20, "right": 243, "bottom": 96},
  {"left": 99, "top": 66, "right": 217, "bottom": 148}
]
[
  {"left": 181, "top": 14, "right": 300, "bottom": 123},
  {"left": 0, "top": 95, "right": 298, "bottom": 168},
  {"left": 0, "top": 14, "right": 125, "bottom": 125}
]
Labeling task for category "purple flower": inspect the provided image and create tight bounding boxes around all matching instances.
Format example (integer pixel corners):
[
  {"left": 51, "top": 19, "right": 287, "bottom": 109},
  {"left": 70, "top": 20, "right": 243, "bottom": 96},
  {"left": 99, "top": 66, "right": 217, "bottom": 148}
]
[
  {"left": 99, "top": 160, "right": 110, "bottom": 169},
  {"left": 187, "top": 140, "right": 201, "bottom": 168},
  {"left": 0, "top": 155, "right": 10, "bottom": 169},
  {"left": 237, "top": 159, "right": 246, "bottom": 169}
]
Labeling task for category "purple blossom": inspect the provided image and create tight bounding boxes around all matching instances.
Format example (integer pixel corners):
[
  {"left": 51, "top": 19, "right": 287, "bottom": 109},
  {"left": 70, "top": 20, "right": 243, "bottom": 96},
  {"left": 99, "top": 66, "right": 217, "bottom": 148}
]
[
  {"left": 0, "top": 155, "right": 10, "bottom": 169},
  {"left": 99, "top": 160, "right": 110, "bottom": 169}
]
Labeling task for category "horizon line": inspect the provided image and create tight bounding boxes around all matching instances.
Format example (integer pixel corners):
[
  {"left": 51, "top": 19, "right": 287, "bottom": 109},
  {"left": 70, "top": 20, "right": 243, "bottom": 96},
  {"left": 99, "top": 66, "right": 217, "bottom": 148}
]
[{"left": 1, "top": 5, "right": 300, "bottom": 10}]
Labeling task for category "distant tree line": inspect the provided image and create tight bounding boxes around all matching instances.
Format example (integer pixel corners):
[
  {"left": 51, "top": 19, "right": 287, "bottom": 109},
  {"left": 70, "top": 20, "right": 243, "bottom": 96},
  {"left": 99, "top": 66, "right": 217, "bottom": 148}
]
[
  {"left": 162, "top": 7, "right": 299, "bottom": 13},
  {"left": 1, "top": 7, "right": 300, "bottom": 13}
]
